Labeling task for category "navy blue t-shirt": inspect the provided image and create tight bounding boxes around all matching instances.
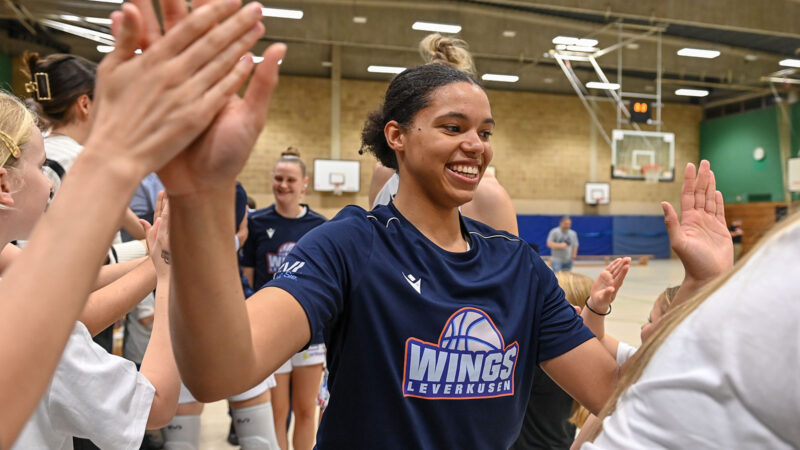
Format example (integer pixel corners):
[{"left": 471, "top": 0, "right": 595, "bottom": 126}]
[
  {"left": 267, "top": 203, "right": 594, "bottom": 449},
  {"left": 241, "top": 204, "right": 326, "bottom": 290}
]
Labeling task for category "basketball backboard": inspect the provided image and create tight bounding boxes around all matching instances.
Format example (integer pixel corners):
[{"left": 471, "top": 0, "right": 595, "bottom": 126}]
[
  {"left": 313, "top": 159, "right": 361, "bottom": 193},
  {"left": 612, "top": 129, "right": 675, "bottom": 181}
]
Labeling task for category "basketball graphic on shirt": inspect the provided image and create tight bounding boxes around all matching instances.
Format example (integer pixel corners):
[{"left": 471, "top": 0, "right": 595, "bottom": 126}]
[{"left": 439, "top": 308, "right": 503, "bottom": 352}]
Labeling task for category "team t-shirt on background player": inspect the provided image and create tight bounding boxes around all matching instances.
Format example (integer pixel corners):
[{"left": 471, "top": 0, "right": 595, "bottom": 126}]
[
  {"left": 241, "top": 204, "right": 327, "bottom": 291},
  {"left": 268, "top": 202, "right": 594, "bottom": 448}
]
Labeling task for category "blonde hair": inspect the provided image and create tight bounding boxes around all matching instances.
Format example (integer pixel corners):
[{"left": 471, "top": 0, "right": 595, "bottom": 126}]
[
  {"left": 0, "top": 91, "right": 37, "bottom": 170},
  {"left": 588, "top": 210, "right": 800, "bottom": 441},
  {"left": 554, "top": 272, "right": 592, "bottom": 308},
  {"left": 419, "top": 33, "right": 476, "bottom": 77},
  {"left": 276, "top": 146, "right": 305, "bottom": 177}
]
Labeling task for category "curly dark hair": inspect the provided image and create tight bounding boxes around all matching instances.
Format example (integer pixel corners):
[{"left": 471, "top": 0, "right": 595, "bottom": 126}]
[{"left": 360, "top": 64, "right": 481, "bottom": 170}]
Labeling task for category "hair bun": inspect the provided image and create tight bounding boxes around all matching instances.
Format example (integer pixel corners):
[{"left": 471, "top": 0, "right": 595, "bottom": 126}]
[
  {"left": 21, "top": 52, "right": 41, "bottom": 80},
  {"left": 281, "top": 146, "right": 301, "bottom": 158},
  {"left": 418, "top": 33, "right": 476, "bottom": 77}
]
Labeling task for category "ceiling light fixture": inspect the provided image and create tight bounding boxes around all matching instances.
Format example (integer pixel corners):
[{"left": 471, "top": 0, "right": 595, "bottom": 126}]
[
  {"left": 412, "top": 21, "right": 461, "bottom": 34},
  {"left": 261, "top": 8, "right": 303, "bottom": 19},
  {"left": 586, "top": 81, "right": 620, "bottom": 90},
  {"left": 675, "top": 88, "right": 710, "bottom": 97},
  {"left": 353, "top": 16, "right": 367, "bottom": 24},
  {"left": 368, "top": 65, "right": 406, "bottom": 74},
  {"left": 97, "top": 45, "right": 114, "bottom": 53},
  {"left": 40, "top": 19, "right": 114, "bottom": 44},
  {"left": 779, "top": 59, "right": 800, "bottom": 68},
  {"left": 481, "top": 73, "right": 519, "bottom": 83},
  {"left": 565, "top": 45, "right": 598, "bottom": 52},
  {"left": 552, "top": 36, "right": 598, "bottom": 47},
  {"left": 502, "top": 30, "right": 516, "bottom": 38},
  {"left": 321, "top": 61, "right": 333, "bottom": 67},
  {"left": 677, "top": 48, "right": 720, "bottom": 59},
  {"left": 85, "top": 17, "right": 113, "bottom": 25},
  {"left": 86, "top": 0, "right": 122, "bottom": 3},
  {"left": 59, "top": 15, "right": 81, "bottom": 21}
]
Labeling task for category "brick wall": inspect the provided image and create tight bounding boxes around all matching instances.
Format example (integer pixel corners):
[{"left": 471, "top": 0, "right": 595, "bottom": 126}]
[{"left": 240, "top": 75, "right": 702, "bottom": 219}]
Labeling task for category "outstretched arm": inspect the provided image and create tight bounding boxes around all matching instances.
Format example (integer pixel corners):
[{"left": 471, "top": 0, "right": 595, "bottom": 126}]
[
  {"left": 0, "top": 1, "right": 260, "bottom": 445},
  {"left": 581, "top": 257, "right": 630, "bottom": 358},
  {"left": 662, "top": 160, "right": 733, "bottom": 307}
]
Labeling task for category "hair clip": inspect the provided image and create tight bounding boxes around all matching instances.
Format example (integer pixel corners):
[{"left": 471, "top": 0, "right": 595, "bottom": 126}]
[
  {"left": 0, "top": 130, "right": 21, "bottom": 168},
  {"left": 24, "top": 72, "right": 52, "bottom": 101}
]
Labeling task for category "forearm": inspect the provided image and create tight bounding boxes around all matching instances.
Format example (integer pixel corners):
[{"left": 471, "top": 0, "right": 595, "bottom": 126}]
[
  {"left": 94, "top": 257, "right": 148, "bottom": 289},
  {"left": 0, "top": 152, "right": 143, "bottom": 447},
  {"left": 81, "top": 260, "right": 157, "bottom": 336},
  {"left": 169, "top": 186, "right": 258, "bottom": 401},
  {"left": 581, "top": 298, "right": 609, "bottom": 339},
  {"left": 121, "top": 208, "right": 147, "bottom": 240},
  {"left": 140, "top": 275, "right": 179, "bottom": 429}
]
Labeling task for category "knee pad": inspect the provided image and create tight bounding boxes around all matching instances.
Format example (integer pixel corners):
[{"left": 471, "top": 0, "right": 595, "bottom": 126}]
[
  {"left": 162, "top": 414, "right": 201, "bottom": 450},
  {"left": 232, "top": 402, "right": 281, "bottom": 450}
]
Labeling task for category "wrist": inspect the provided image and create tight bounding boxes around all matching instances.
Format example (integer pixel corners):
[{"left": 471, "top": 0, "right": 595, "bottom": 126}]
[
  {"left": 72, "top": 145, "right": 144, "bottom": 190},
  {"left": 585, "top": 296, "right": 611, "bottom": 316}
]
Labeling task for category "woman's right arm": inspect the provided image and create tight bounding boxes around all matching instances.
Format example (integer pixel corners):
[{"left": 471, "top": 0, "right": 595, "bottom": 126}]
[
  {"left": 0, "top": 1, "right": 263, "bottom": 446},
  {"left": 580, "top": 258, "right": 629, "bottom": 358}
]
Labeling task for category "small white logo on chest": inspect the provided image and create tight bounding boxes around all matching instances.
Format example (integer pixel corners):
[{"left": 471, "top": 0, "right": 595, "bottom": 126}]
[
  {"left": 266, "top": 228, "right": 276, "bottom": 238},
  {"left": 403, "top": 272, "right": 422, "bottom": 294}
]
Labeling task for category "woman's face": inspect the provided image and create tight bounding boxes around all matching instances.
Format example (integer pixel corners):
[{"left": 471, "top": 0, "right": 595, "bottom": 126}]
[
  {"left": 640, "top": 296, "right": 666, "bottom": 344},
  {"left": 395, "top": 82, "right": 494, "bottom": 209},
  {"left": 8, "top": 128, "right": 53, "bottom": 239},
  {"left": 272, "top": 162, "right": 306, "bottom": 207}
]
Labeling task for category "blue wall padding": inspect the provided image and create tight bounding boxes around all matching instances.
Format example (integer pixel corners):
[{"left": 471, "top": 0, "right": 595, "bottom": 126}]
[
  {"left": 611, "top": 216, "right": 670, "bottom": 258},
  {"left": 517, "top": 215, "right": 669, "bottom": 258}
]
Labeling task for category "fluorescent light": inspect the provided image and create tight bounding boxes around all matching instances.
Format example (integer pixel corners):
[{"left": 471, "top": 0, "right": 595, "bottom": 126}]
[
  {"left": 97, "top": 45, "right": 114, "bottom": 53},
  {"left": 368, "top": 65, "right": 406, "bottom": 74},
  {"left": 502, "top": 30, "right": 516, "bottom": 38},
  {"left": 412, "top": 21, "right": 461, "bottom": 34},
  {"left": 481, "top": 73, "right": 519, "bottom": 83},
  {"left": 677, "top": 48, "right": 720, "bottom": 58},
  {"left": 85, "top": 17, "right": 113, "bottom": 25},
  {"left": 321, "top": 61, "right": 332, "bottom": 67},
  {"left": 543, "top": 78, "right": 554, "bottom": 84},
  {"left": 675, "top": 88, "right": 709, "bottom": 97},
  {"left": 586, "top": 81, "right": 620, "bottom": 90},
  {"left": 779, "top": 59, "right": 800, "bottom": 68},
  {"left": 353, "top": 16, "right": 367, "bottom": 24},
  {"left": 40, "top": 19, "right": 114, "bottom": 44},
  {"left": 87, "top": 0, "right": 122, "bottom": 3},
  {"left": 566, "top": 45, "right": 598, "bottom": 52},
  {"left": 552, "top": 36, "right": 597, "bottom": 47},
  {"left": 261, "top": 8, "right": 303, "bottom": 19},
  {"left": 59, "top": 15, "right": 81, "bottom": 21}
]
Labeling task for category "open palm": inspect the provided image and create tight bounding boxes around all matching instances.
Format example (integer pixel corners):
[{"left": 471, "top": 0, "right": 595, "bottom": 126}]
[{"left": 662, "top": 160, "right": 733, "bottom": 283}]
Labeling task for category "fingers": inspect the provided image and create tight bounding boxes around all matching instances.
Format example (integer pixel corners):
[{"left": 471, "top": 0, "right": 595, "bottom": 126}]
[
  {"left": 138, "top": 218, "right": 152, "bottom": 235},
  {"left": 662, "top": 201, "right": 680, "bottom": 246},
  {"left": 189, "top": 20, "right": 263, "bottom": 95},
  {"left": 615, "top": 262, "right": 630, "bottom": 286},
  {"left": 155, "top": 190, "right": 166, "bottom": 219},
  {"left": 173, "top": 1, "right": 263, "bottom": 77},
  {"left": 129, "top": 0, "right": 162, "bottom": 49},
  {"left": 193, "top": 0, "right": 214, "bottom": 8},
  {"left": 715, "top": 190, "right": 726, "bottom": 225},
  {"left": 160, "top": 0, "right": 190, "bottom": 32},
  {"left": 705, "top": 168, "right": 717, "bottom": 216},
  {"left": 243, "top": 43, "right": 287, "bottom": 126},
  {"left": 105, "top": 4, "right": 144, "bottom": 67},
  {"left": 680, "top": 162, "right": 696, "bottom": 214},
  {"left": 146, "top": 0, "right": 243, "bottom": 64},
  {"left": 694, "top": 160, "right": 710, "bottom": 213},
  {"left": 201, "top": 53, "right": 255, "bottom": 110}
]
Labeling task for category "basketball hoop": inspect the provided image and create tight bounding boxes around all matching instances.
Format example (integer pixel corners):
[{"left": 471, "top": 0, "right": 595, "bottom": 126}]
[
  {"left": 642, "top": 164, "right": 662, "bottom": 184},
  {"left": 332, "top": 181, "right": 344, "bottom": 196}
]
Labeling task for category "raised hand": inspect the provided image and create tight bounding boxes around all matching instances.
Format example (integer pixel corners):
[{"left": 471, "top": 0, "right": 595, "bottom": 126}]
[
  {"left": 128, "top": 0, "right": 287, "bottom": 196},
  {"left": 87, "top": 0, "right": 265, "bottom": 182},
  {"left": 661, "top": 160, "right": 733, "bottom": 285},
  {"left": 588, "top": 257, "right": 630, "bottom": 313},
  {"left": 147, "top": 191, "right": 171, "bottom": 277}
]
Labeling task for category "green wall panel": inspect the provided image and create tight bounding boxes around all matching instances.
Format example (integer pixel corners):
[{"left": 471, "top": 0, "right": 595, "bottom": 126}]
[{"left": 700, "top": 107, "right": 784, "bottom": 203}]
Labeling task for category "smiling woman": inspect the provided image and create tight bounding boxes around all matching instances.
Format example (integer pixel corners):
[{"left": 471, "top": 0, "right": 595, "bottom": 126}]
[{"left": 168, "top": 59, "right": 624, "bottom": 450}]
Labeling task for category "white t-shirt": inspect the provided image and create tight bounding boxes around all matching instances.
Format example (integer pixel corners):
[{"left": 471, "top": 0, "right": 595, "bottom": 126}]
[
  {"left": 372, "top": 173, "right": 399, "bottom": 208},
  {"left": 13, "top": 322, "right": 155, "bottom": 450},
  {"left": 123, "top": 293, "right": 155, "bottom": 365},
  {"left": 585, "top": 218, "right": 800, "bottom": 449},
  {"left": 615, "top": 341, "right": 637, "bottom": 366},
  {"left": 43, "top": 135, "right": 83, "bottom": 195}
]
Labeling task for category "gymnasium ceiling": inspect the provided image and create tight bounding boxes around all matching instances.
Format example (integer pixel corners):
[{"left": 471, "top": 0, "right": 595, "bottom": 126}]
[{"left": 2, "top": 0, "right": 800, "bottom": 109}]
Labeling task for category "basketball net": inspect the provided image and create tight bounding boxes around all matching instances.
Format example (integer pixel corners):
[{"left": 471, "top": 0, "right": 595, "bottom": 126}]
[
  {"left": 642, "top": 164, "right": 662, "bottom": 184},
  {"left": 332, "top": 182, "right": 344, "bottom": 196}
]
